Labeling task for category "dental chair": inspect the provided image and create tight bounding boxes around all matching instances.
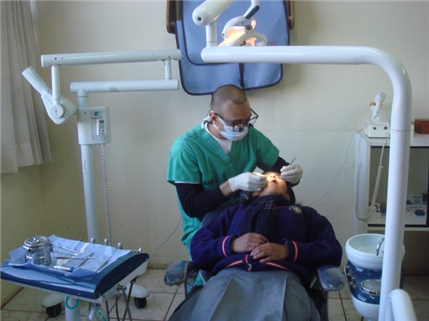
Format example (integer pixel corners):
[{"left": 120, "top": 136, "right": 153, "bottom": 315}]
[
  {"left": 164, "top": 260, "right": 344, "bottom": 321},
  {"left": 164, "top": 206, "right": 345, "bottom": 321}
]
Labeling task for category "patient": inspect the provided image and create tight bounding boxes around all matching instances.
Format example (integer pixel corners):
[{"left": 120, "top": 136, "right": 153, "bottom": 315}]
[{"left": 169, "top": 173, "right": 342, "bottom": 321}]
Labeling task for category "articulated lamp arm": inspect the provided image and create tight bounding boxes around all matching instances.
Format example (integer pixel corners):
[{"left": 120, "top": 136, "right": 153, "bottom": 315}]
[
  {"left": 22, "top": 49, "right": 181, "bottom": 125},
  {"left": 22, "top": 66, "right": 77, "bottom": 125}
]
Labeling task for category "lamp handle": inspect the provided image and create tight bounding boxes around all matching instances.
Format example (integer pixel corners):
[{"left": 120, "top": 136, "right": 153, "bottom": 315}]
[
  {"left": 286, "top": 0, "right": 295, "bottom": 30},
  {"left": 166, "top": 0, "right": 177, "bottom": 34}
]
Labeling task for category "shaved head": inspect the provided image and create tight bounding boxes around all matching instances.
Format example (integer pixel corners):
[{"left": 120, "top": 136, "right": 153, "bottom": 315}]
[{"left": 210, "top": 85, "right": 248, "bottom": 113}]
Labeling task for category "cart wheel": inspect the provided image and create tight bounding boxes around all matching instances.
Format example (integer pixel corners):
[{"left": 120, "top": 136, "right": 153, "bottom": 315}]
[
  {"left": 134, "top": 297, "right": 147, "bottom": 309},
  {"left": 46, "top": 303, "right": 62, "bottom": 317}
]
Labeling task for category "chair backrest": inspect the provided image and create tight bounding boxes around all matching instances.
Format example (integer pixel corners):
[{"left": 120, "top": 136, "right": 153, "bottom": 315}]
[{"left": 166, "top": 0, "right": 292, "bottom": 95}]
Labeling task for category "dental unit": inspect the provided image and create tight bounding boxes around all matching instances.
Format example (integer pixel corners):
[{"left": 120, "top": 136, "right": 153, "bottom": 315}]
[
  {"left": 16, "top": 49, "right": 181, "bottom": 321},
  {"left": 192, "top": 1, "right": 414, "bottom": 320}
]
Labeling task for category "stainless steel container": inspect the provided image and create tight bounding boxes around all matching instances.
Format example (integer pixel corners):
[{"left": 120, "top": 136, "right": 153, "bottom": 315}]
[{"left": 23, "top": 236, "right": 51, "bottom": 266}]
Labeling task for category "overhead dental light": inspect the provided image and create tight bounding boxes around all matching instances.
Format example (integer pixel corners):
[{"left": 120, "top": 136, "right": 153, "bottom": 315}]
[
  {"left": 193, "top": 0, "right": 264, "bottom": 47},
  {"left": 220, "top": 16, "right": 266, "bottom": 47}
]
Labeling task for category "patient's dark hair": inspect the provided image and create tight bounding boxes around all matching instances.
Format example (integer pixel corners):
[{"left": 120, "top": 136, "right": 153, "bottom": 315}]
[{"left": 210, "top": 85, "right": 248, "bottom": 112}]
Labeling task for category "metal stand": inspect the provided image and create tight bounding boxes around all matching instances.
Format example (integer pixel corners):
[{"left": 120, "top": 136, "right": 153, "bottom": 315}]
[{"left": 37, "top": 52, "right": 180, "bottom": 320}]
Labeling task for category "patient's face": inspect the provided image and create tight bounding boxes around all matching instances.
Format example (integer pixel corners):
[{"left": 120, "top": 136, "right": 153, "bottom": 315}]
[{"left": 256, "top": 172, "right": 289, "bottom": 199}]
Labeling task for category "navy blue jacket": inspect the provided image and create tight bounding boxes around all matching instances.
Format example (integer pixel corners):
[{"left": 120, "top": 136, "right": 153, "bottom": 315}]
[{"left": 190, "top": 202, "right": 342, "bottom": 287}]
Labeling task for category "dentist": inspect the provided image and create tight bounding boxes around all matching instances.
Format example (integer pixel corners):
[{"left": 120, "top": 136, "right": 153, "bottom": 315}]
[{"left": 167, "top": 85, "right": 303, "bottom": 253}]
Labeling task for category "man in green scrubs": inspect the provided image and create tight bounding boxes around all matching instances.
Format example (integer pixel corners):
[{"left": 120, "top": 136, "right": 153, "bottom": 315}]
[{"left": 167, "top": 85, "right": 303, "bottom": 254}]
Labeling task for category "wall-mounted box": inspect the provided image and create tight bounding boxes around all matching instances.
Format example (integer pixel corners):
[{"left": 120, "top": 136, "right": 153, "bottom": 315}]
[{"left": 415, "top": 119, "right": 429, "bottom": 134}]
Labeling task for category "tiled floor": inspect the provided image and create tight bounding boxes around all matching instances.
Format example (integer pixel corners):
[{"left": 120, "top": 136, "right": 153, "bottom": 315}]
[{"left": 1, "top": 269, "right": 428, "bottom": 320}]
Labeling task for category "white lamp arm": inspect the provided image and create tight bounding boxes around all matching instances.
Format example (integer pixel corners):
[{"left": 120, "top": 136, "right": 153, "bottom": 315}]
[
  {"left": 193, "top": 0, "right": 259, "bottom": 26},
  {"left": 193, "top": 0, "right": 235, "bottom": 27},
  {"left": 22, "top": 67, "right": 77, "bottom": 125},
  {"left": 22, "top": 66, "right": 49, "bottom": 96},
  {"left": 243, "top": 0, "right": 260, "bottom": 19}
]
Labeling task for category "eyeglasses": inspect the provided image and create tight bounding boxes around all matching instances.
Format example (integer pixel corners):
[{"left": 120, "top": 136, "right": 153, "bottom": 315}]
[{"left": 213, "top": 109, "right": 259, "bottom": 132}]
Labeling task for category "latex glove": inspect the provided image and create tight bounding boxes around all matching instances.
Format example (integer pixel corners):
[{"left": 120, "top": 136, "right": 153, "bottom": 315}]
[
  {"left": 228, "top": 172, "right": 268, "bottom": 192},
  {"left": 280, "top": 164, "right": 303, "bottom": 184}
]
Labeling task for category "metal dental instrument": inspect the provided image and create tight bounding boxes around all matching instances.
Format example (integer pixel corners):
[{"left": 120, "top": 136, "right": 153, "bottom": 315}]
[
  {"left": 289, "top": 157, "right": 296, "bottom": 165},
  {"left": 53, "top": 266, "right": 76, "bottom": 273},
  {"left": 96, "top": 258, "right": 109, "bottom": 272},
  {"left": 376, "top": 237, "right": 385, "bottom": 256},
  {"left": 51, "top": 256, "right": 88, "bottom": 260},
  {"left": 77, "top": 252, "right": 94, "bottom": 268},
  {"left": 52, "top": 244, "right": 80, "bottom": 254}
]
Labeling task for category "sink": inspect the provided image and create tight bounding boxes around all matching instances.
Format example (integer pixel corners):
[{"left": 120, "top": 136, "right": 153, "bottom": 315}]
[{"left": 345, "top": 233, "right": 405, "bottom": 271}]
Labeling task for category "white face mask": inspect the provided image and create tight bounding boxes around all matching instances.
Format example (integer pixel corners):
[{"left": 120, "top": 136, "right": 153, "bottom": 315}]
[{"left": 213, "top": 116, "right": 248, "bottom": 141}]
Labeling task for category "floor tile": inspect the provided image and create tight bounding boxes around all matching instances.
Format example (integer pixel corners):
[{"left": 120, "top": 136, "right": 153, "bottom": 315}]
[
  {"left": 1, "top": 310, "right": 49, "bottom": 321},
  {"left": 111, "top": 292, "right": 175, "bottom": 321},
  {"left": 2, "top": 288, "right": 49, "bottom": 313},
  {"left": 342, "top": 298, "right": 365, "bottom": 321},
  {"left": 329, "top": 290, "right": 341, "bottom": 299},
  {"left": 327, "top": 298, "right": 346, "bottom": 321},
  {"left": 403, "top": 275, "right": 429, "bottom": 300},
  {"left": 339, "top": 283, "right": 352, "bottom": 300},
  {"left": 175, "top": 284, "right": 185, "bottom": 295},
  {"left": 134, "top": 269, "right": 179, "bottom": 294},
  {"left": 47, "top": 315, "right": 66, "bottom": 321},
  {"left": 413, "top": 299, "right": 429, "bottom": 320},
  {"left": 165, "top": 293, "right": 185, "bottom": 321}
]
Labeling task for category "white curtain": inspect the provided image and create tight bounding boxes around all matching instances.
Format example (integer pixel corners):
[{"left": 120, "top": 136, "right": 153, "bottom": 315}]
[{"left": 1, "top": 0, "right": 52, "bottom": 174}]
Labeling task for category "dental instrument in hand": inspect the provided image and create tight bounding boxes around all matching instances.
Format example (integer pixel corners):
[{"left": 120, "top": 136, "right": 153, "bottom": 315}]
[{"left": 280, "top": 158, "right": 303, "bottom": 184}]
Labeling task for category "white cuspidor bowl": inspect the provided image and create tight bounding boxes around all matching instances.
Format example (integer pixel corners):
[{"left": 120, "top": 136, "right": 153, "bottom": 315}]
[
  {"left": 345, "top": 233, "right": 405, "bottom": 271},
  {"left": 351, "top": 296, "right": 379, "bottom": 321}
]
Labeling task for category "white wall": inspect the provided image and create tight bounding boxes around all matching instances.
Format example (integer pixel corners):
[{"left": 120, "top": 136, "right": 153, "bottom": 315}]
[{"left": 16, "top": 1, "right": 429, "bottom": 271}]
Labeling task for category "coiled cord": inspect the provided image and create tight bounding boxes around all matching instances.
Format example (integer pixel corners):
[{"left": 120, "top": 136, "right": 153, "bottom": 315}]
[
  {"left": 355, "top": 134, "right": 389, "bottom": 221},
  {"left": 100, "top": 143, "right": 112, "bottom": 244}
]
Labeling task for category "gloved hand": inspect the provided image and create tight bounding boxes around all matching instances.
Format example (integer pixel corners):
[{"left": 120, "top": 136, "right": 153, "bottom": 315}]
[
  {"left": 280, "top": 164, "right": 303, "bottom": 184},
  {"left": 228, "top": 172, "right": 268, "bottom": 192}
]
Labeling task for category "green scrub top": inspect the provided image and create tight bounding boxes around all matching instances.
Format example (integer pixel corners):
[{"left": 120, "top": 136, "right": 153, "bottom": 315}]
[{"left": 167, "top": 124, "right": 279, "bottom": 252}]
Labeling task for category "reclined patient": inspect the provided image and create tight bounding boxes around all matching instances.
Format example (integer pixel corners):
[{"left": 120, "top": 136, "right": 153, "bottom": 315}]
[{"left": 169, "top": 172, "right": 342, "bottom": 321}]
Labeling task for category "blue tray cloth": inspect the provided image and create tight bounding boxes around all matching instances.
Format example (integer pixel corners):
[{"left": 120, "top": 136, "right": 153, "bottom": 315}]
[{"left": 1, "top": 238, "right": 149, "bottom": 300}]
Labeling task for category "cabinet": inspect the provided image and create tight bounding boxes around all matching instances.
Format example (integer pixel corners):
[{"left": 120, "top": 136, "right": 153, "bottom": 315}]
[{"left": 353, "top": 131, "right": 429, "bottom": 234}]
